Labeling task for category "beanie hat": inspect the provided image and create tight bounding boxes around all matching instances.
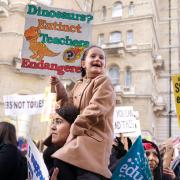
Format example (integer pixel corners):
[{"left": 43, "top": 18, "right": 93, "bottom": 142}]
[
  {"left": 55, "top": 104, "right": 79, "bottom": 124},
  {"left": 142, "top": 139, "right": 159, "bottom": 155},
  {"left": 143, "top": 142, "right": 156, "bottom": 151}
]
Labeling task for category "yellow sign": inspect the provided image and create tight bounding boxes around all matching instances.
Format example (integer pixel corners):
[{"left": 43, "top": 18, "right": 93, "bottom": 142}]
[{"left": 172, "top": 74, "right": 180, "bottom": 127}]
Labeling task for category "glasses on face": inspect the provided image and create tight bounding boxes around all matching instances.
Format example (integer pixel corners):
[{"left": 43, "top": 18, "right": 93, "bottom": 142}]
[{"left": 51, "top": 118, "right": 63, "bottom": 125}]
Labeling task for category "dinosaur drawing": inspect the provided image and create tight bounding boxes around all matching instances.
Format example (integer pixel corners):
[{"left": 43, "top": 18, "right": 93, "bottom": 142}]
[{"left": 24, "top": 26, "right": 60, "bottom": 61}]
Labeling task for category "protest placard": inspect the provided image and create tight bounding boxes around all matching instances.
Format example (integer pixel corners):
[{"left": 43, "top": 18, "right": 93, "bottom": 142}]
[
  {"left": 172, "top": 74, "right": 180, "bottom": 127},
  {"left": 27, "top": 137, "right": 49, "bottom": 180},
  {"left": 123, "top": 119, "right": 141, "bottom": 137},
  {"left": 21, "top": 3, "right": 93, "bottom": 79},
  {"left": 3, "top": 94, "right": 44, "bottom": 116},
  {"left": 113, "top": 106, "right": 137, "bottom": 134},
  {"left": 41, "top": 86, "right": 56, "bottom": 122}
]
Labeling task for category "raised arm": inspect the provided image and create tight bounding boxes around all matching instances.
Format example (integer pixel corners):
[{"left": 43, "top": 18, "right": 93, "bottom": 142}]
[{"left": 50, "top": 76, "right": 68, "bottom": 105}]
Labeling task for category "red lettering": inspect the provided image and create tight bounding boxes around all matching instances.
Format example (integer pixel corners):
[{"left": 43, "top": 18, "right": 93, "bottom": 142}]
[
  {"left": 57, "top": 66, "right": 65, "bottom": 75},
  {"left": 21, "top": 58, "right": 81, "bottom": 75},
  {"left": 75, "top": 66, "right": 81, "bottom": 73},
  {"left": 21, "top": 58, "right": 30, "bottom": 67}
]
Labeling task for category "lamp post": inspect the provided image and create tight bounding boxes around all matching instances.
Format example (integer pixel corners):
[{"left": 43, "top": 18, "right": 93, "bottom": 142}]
[{"left": 168, "top": 0, "right": 172, "bottom": 137}]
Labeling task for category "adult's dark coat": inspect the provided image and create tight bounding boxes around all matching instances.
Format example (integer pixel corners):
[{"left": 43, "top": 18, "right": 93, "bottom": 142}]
[{"left": 0, "top": 143, "right": 27, "bottom": 180}]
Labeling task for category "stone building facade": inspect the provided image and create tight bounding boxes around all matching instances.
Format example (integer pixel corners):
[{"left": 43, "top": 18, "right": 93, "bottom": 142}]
[{"left": 92, "top": 0, "right": 180, "bottom": 143}]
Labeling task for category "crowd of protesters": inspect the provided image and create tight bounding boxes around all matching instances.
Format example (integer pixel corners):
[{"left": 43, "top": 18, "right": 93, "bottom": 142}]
[
  {"left": 42, "top": 45, "right": 180, "bottom": 179},
  {"left": 2, "top": 119, "right": 180, "bottom": 179},
  {"left": 1, "top": 46, "right": 180, "bottom": 180}
]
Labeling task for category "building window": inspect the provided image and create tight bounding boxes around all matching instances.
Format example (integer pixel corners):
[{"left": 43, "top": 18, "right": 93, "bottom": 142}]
[
  {"left": 108, "top": 65, "right": 120, "bottom": 85},
  {"left": 128, "top": 2, "right": 134, "bottom": 16},
  {"left": 125, "top": 66, "right": 132, "bottom": 87},
  {"left": 112, "top": 1, "right": 122, "bottom": 17},
  {"left": 102, "top": 6, "right": 107, "bottom": 20},
  {"left": 98, "top": 34, "right": 104, "bottom": 46},
  {"left": 110, "top": 31, "right": 122, "bottom": 43},
  {"left": 127, "top": 30, "right": 133, "bottom": 45}
]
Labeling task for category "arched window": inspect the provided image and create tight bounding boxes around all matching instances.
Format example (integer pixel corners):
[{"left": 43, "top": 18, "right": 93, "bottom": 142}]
[
  {"left": 108, "top": 64, "right": 120, "bottom": 85},
  {"left": 128, "top": 2, "right": 134, "bottom": 16},
  {"left": 112, "top": 1, "right": 122, "bottom": 17},
  {"left": 110, "top": 31, "right": 122, "bottom": 43},
  {"left": 125, "top": 66, "right": 132, "bottom": 87},
  {"left": 102, "top": 6, "right": 107, "bottom": 20}
]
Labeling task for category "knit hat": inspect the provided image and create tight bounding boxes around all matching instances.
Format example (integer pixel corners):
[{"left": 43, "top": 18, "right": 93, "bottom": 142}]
[
  {"left": 142, "top": 139, "right": 159, "bottom": 155},
  {"left": 55, "top": 104, "right": 79, "bottom": 124}
]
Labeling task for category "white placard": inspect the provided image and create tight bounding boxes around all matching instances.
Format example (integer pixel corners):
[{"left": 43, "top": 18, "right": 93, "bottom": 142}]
[
  {"left": 21, "top": 3, "right": 93, "bottom": 79},
  {"left": 3, "top": 94, "right": 44, "bottom": 116},
  {"left": 123, "top": 119, "right": 141, "bottom": 137},
  {"left": 27, "top": 137, "right": 49, "bottom": 180},
  {"left": 113, "top": 106, "right": 137, "bottom": 134}
]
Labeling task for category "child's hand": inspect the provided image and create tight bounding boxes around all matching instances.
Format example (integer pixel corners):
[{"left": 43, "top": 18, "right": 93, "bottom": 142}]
[
  {"left": 50, "top": 76, "right": 59, "bottom": 86},
  {"left": 163, "top": 168, "right": 176, "bottom": 179}
]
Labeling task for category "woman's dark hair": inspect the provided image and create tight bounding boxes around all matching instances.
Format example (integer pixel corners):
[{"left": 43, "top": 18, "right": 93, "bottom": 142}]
[
  {"left": 142, "top": 139, "right": 163, "bottom": 180},
  {"left": 55, "top": 104, "right": 80, "bottom": 124},
  {"left": 0, "top": 121, "right": 17, "bottom": 146},
  {"left": 81, "top": 45, "right": 106, "bottom": 77}
]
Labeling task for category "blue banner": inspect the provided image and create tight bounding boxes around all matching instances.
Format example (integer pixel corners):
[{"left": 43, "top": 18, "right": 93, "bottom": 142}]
[{"left": 112, "top": 136, "right": 152, "bottom": 180}]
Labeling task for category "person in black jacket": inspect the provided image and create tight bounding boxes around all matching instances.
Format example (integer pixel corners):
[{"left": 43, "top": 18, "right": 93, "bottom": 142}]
[
  {"left": 0, "top": 121, "right": 27, "bottom": 180},
  {"left": 109, "top": 135, "right": 132, "bottom": 172},
  {"left": 43, "top": 104, "right": 80, "bottom": 180}
]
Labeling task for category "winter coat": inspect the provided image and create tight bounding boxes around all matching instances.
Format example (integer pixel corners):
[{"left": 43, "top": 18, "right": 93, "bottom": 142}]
[
  {"left": 0, "top": 143, "right": 27, "bottom": 180},
  {"left": 52, "top": 74, "right": 116, "bottom": 178},
  {"left": 109, "top": 137, "right": 128, "bottom": 172}
]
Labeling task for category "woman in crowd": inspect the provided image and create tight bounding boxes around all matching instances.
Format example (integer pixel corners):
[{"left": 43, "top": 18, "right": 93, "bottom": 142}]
[
  {"left": 0, "top": 121, "right": 27, "bottom": 180},
  {"left": 50, "top": 45, "right": 116, "bottom": 179},
  {"left": 142, "top": 139, "right": 176, "bottom": 180},
  {"left": 43, "top": 104, "right": 79, "bottom": 179}
]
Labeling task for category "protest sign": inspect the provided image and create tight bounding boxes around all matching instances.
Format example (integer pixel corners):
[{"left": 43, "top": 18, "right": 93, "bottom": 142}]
[
  {"left": 3, "top": 94, "right": 44, "bottom": 116},
  {"left": 113, "top": 106, "right": 137, "bottom": 134},
  {"left": 27, "top": 137, "right": 49, "bottom": 180},
  {"left": 41, "top": 86, "right": 56, "bottom": 122},
  {"left": 21, "top": 3, "right": 93, "bottom": 78},
  {"left": 172, "top": 74, "right": 180, "bottom": 127},
  {"left": 112, "top": 136, "right": 152, "bottom": 180},
  {"left": 123, "top": 119, "right": 141, "bottom": 137}
]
